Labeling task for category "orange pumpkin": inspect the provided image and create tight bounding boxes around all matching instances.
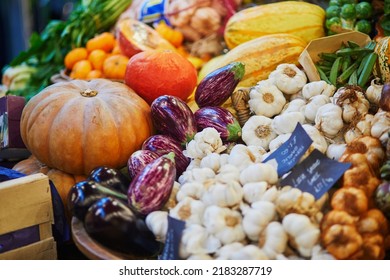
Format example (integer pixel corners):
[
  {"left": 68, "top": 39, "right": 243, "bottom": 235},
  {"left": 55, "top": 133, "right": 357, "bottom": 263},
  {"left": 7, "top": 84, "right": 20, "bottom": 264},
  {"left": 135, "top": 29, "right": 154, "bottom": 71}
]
[
  {"left": 13, "top": 155, "right": 87, "bottom": 219},
  {"left": 20, "top": 79, "right": 153, "bottom": 175}
]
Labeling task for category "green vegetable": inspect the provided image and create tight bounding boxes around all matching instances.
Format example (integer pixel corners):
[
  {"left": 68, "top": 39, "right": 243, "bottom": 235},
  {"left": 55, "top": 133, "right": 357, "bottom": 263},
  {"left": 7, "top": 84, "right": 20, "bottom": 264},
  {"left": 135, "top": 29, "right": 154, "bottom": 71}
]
[
  {"left": 5, "top": 0, "right": 132, "bottom": 100},
  {"left": 329, "top": 0, "right": 342, "bottom": 6},
  {"left": 326, "top": 17, "right": 342, "bottom": 32},
  {"left": 354, "top": 19, "right": 372, "bottom": 35},
  {"left": 326, "top": 6, "right": 341, "bottom": 19},
  {"left": 355, "top": 2, "right": 373, "bottom": 19},
  {"left": 329, "top": 57, "right": 342, "bottom": 86},
  {"left": 339, "top": 0, "right": 357, "bottom": 5},
  {"left": 357, "top": 52, "right": 377, "bottom": 87},
  {"left": 340, "top": 3, "right": 356, "bottom": 20}
]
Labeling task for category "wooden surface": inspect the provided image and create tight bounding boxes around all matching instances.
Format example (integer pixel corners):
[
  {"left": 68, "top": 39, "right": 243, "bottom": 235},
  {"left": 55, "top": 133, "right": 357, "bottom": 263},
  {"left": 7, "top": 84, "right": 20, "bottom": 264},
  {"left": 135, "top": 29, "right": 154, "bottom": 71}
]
[
  {"left": 0, "top": 238, "right": 57, "bottom": 260},
  {"left": 71, "top": 217, "right": 141, "bottom": 260},
  {"left": 0, "top": 173, "right": 53, "bottom": 235}
]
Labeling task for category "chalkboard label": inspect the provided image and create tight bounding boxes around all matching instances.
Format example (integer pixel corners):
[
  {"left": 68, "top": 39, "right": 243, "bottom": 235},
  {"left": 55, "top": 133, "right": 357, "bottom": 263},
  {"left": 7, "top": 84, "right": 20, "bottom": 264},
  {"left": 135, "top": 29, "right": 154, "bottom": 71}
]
[
  {"left": 159, "top": 216, "right": 185, "bottom": 260},
  {"left": 263, "top": 123, "right": 312, "bottom": 176},
  {"left": 280, "top": 149, "right": 351, "bottom": 199}
]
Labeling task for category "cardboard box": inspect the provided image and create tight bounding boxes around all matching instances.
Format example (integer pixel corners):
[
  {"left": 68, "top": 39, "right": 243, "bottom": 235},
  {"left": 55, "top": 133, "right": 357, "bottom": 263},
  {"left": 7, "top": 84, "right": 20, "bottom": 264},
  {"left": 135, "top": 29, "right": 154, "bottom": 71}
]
[
  {"left": 0, "top": 173, "right": 57, "bottom": 260},
  {"left": 298, "top": 31, "right": 372, "bottom": 82},
  {"left": 0, "top": 95, "right": 30, "bottom": 160}
]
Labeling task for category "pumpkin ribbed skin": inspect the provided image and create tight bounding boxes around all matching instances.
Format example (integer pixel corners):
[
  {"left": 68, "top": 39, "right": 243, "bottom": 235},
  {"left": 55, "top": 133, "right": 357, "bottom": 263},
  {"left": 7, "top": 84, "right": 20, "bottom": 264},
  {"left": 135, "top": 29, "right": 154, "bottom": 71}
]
[
  {"left": 224, "top": 1, "right": 325, "bottom": 49},
  {"left": 208, "top": 34, "right": 307, "bottom": 87},
  {"left": 20, "top": 79, "right": 153, "bottom": 175}
]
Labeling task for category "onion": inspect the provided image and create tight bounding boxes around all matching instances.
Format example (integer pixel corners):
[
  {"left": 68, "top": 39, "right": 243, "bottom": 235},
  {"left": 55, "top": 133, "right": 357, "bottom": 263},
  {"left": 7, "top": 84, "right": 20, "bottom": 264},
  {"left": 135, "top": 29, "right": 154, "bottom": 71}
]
[{"left": 380, "top": 82, "right": 390, "bottom": 111}]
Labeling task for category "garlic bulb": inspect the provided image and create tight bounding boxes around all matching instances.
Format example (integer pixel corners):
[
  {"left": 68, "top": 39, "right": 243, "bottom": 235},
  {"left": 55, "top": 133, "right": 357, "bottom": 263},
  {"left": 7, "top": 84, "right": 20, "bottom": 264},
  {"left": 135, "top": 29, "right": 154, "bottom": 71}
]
[
  {"left": 326, "top": 143, "right": 347, "bottom": 160},
  {"left": 242, "top": 115, "right": 277, "bottom": 150},
  {"left": 303, "top": 95, "right": 331, "bottom": 123},
  {"left": 344, "top": 113, "right": 374, "bottom": 144},
  {"left": 272, "top": 112, "right": 306, "bottom": 135},
  {"left": 269, "top": 64, "right": 307, "bottom": 95},
  {"left": 365, "top": 78, "right": 383, "bottom": 105},
  {"left": 179, "top": 224, "right": 221, "bottom": 259},
  {"left": 282, "top": 213, "right": 320, "bottom": 258},
  {"left": 302, "top": 80, "right": 336, "bottom": 99},
  {"left": 215, "top": 164, "right": 241, "bottom": 183},
  {"left": 242, "top": 182, "right": 269, "bottom": 204},
  {"left": 227, "top": 144, "right": 266, "bottom": 170},
  {"left": 248, "top": 81, "right": 286, "bottom": 117},
  {"left": 169, "top": 197, "right": 206, "bottom": 225},
  {"left": 242, "top": 201, "right": 276, "bottom": 241},
  {"left": 371, "top": 109, "right": 390, "bottom": 144},
  {"left": 239, "top": 163, "right": 278, "bottom": 185},
  {"left": 178, "top": 167, "right": 215, "bottom": 184},
  {"left": 302, "top": 124, "right": 328, "bottom": 154},
  {"left": 203, "top": 205, "right": 246, "bottom": 245},
  {"left": 201, "top": 180, "right": 243, "bottom": 208},
  {"left": 259, "top": 221, "right": 288, "bottom": 259},
  {"left": 315, "top": 103, "right": 344, "bottom": 138},
  {"left": 332, "top": 86, "right": 370, "bottom": 123},
  {"left": 281, "top": 98, "right": 307, "bottom": 114},
  {"left": 145, "top": 211, "right": 168, "bottom": 243},
  {"left": 269, "top": 133, "right": 291, "bottom": 152},
  {"left": 184, "top": 127, "right": 225, "bottom": 160},
  {"left": 229, "top": 245, "right": 269, "bottom": 260}
]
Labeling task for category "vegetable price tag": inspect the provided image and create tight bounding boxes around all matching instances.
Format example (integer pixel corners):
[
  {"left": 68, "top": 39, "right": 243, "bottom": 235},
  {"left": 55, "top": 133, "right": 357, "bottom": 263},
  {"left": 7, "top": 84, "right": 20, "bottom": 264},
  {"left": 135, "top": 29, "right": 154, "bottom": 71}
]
[
  {"left": 159, "top": 215, "right": 185, "bottom": 260},
  {"left": 138, "top": 0, "right": 170, "bottom": 24},
  {"left": 280, "top": 149, "right": 351, "bottom": 199},
  {"left": 263, "top": 123, "right": 312, "bottom": 176}
]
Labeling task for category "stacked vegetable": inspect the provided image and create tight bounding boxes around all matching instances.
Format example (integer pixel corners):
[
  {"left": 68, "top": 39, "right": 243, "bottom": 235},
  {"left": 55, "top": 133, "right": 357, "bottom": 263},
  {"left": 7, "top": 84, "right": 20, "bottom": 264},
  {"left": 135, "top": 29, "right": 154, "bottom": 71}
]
[
  {"left": 325, "top": 0, "right": 374, "bottom": 35},
  {"left": 2, "top": 0, "right": 132, "bottom": 99}
]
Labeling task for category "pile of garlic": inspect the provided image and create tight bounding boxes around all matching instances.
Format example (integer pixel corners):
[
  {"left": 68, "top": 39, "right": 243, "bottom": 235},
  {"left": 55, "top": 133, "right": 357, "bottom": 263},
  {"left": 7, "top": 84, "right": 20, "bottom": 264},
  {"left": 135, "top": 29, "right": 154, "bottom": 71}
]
[
  {"left": 146, "top": 130, "right": 333, "bottom": 260},
  {"left": 241, "top": 63, "right": 390, "bottom": 161}
]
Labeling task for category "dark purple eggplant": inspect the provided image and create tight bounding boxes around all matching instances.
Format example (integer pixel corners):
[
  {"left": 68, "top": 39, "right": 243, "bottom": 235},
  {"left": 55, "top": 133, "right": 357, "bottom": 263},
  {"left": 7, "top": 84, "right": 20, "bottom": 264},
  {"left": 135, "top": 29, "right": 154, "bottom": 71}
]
[
  {"left": 127, "top": 150, "right": 159, "bottom": 180},
  {"left": 151, "top": 95, "right": 197, "bottom": 146},
  {"left": 194, "top": 106, "right": 242, "bottom": 142},
  {"left": 375, "top": 181, "right": 390, "bottom": 219},
  {"left": 195, "top": 62, "right": 245, "bottom": 108},
  {"left": 142, "top": 134, "right": 190, "bottom": 177},
  {"left": 67, "top": 180, "right": 127, "bottom": 221},
  {"left": 128, "top": 152, "right": 176, "bottom": 216},
  {"left": 84, "top": 197, "right": 160, "bottom": 256},
  {"left": 88, "top": 166, "right": 130, "bottom": 194}
]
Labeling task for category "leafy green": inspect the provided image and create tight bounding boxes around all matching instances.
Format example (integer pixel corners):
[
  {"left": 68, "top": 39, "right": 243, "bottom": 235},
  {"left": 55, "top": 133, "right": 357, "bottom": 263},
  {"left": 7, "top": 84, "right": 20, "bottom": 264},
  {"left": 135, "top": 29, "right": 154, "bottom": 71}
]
[{"left": 6, "top": 0, "right": 132, "bottom": 99}]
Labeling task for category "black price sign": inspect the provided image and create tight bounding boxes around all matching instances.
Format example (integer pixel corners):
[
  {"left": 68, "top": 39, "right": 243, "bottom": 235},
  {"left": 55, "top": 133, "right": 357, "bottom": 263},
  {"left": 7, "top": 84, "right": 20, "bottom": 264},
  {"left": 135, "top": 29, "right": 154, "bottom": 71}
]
[
  {"left": 280, "top": 149, "right": 351, "bottom": 199},
  {"left": 159, "top": 215, "right": 185, "bottom": 260}
]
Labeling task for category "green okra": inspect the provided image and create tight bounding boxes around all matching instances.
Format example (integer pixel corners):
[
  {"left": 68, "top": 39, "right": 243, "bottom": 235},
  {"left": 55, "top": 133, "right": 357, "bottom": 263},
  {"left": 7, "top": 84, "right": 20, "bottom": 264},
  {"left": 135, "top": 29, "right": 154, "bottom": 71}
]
[
  {"left": 316, "top": 65, "right": 331, "bottom": 84},
  {"left": 329, "top": 57, "right": 342, "bottom": 86},
  {"left": 337, "top": 61, "right": 359, "bottom": 85},
  {"left": 358, "top": 52, "right": 378, "bottom": 87},
  {"left": 348, "top": 69, "right": 358, "bottom": 85},
  {"left": 335, "top": 47, "right": 373, "bottom": 57},
  {"left": 347, "top": 41, "right": 361, "bottom": 49},
  {"left": 319, "top": 52, "right": 338, "bottom": 62},
  {"left": 357, "top": 53, "right": 371, "bottom": 76},
  {"left": 342, "top": 55, "right": 351, "bottom": 72}
]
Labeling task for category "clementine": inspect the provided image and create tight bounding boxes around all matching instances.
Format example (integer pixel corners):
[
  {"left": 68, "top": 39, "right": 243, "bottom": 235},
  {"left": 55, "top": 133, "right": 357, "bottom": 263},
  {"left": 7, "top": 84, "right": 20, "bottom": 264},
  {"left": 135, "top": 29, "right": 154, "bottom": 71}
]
[
  {"left": 64, "top": 47, "right": 88, "bottom": 70},
  {"left": 103, "top": 54, "right": 129, "bottom": 80},
  {"left": 88, "top": 49, "right": 107, "bottom": 71},
  {"left": 124, "top": 50, "right": 197, "bottom": 104},
  {"left": 69, "top": 60, "right": 92, "bottom": 79}
]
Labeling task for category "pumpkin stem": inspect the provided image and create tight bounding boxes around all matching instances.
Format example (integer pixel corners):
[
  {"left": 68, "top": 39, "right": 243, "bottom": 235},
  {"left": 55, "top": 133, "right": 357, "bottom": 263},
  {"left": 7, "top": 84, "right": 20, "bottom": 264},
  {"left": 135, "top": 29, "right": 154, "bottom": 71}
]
[{"left": 81, "top": 88, "right": 98, "bottom": 97}]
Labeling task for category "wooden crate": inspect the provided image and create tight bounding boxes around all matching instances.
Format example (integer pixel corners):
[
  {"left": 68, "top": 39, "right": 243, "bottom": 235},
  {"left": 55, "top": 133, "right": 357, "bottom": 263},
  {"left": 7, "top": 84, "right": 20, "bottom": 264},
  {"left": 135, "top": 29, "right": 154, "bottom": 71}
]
[{"left": 0, "top": 173, "right": 57, "bottom": 260}]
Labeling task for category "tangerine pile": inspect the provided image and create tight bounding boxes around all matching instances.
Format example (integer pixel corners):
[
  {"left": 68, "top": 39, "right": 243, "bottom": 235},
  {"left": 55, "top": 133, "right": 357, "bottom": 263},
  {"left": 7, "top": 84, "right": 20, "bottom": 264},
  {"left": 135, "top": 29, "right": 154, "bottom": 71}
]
[{"left": 64, "top": 32, "right": 129, "bottom": 80}]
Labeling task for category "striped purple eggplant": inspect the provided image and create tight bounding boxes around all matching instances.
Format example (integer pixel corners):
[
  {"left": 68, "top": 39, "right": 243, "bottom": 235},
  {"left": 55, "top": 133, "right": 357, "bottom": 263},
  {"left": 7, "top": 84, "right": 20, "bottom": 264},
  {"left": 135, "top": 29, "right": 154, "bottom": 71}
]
[
  {"left": 127, "top": 150, "right": 159, "bottom": 180},
  {"left": 142, "top": 134, "right": 189, "bottom": 177},
  {"left": 194, "top": 106, "right": 242, "bottom": 142},
  {"left": 195, "top": 62, "right": 245, "bottom": 108},
  {"left": 127, "top": 152, "right": 176, "bottom": 216},
  {"left": 151, "top": 95, "right": 197, "bottom": 146}
]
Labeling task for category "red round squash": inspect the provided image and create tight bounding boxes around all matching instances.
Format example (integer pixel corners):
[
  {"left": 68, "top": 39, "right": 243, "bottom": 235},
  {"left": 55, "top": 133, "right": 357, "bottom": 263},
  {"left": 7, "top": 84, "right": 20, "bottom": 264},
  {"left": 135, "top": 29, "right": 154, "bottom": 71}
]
[{"left": 20, "top": 79, "right": 153, "bottom": 175}]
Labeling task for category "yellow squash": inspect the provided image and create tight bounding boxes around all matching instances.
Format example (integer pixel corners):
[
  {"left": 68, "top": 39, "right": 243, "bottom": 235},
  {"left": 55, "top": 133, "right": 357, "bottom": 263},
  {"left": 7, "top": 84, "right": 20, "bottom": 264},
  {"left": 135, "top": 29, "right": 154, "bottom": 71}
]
[
  {"left": 206, "top": 33, "right": 307, "bottom": 87},
  {"left": 224, "top": 1, "right": 325, "bottom": 49}
]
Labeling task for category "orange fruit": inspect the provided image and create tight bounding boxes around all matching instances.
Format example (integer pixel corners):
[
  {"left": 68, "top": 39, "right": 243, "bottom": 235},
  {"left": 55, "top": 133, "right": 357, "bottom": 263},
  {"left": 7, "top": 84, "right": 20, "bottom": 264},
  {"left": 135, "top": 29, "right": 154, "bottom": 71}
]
[
  {"left": 124, "top": 50, "right": 197, "bottom": 104},
  {"left": 111, "top": 40, "right": 121, "bottom": 54},
  {"left": 103, "top": 54, "right": 129, "bottom": 80},
  {"left": 64, "top": 48, "right": 88, "bottom": 70},
  {"left": 86, "top": 69, "right": 104, "bottom": 79},
  {"left": 86, "top": 32, "right": 116, "bottom": 53},
  {"left": 70, "top": 60, "right": 92, "bottom": 79},
  {"left": 88, "top": 49, "right": 107, "bottom": 71}
]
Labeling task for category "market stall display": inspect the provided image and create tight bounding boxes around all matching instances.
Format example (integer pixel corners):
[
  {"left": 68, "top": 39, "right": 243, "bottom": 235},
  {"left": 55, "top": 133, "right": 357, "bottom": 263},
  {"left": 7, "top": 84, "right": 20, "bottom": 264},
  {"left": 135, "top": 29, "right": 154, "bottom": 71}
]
[{"left": 0, "top": 0, "right": 390, "bottom": 260}]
